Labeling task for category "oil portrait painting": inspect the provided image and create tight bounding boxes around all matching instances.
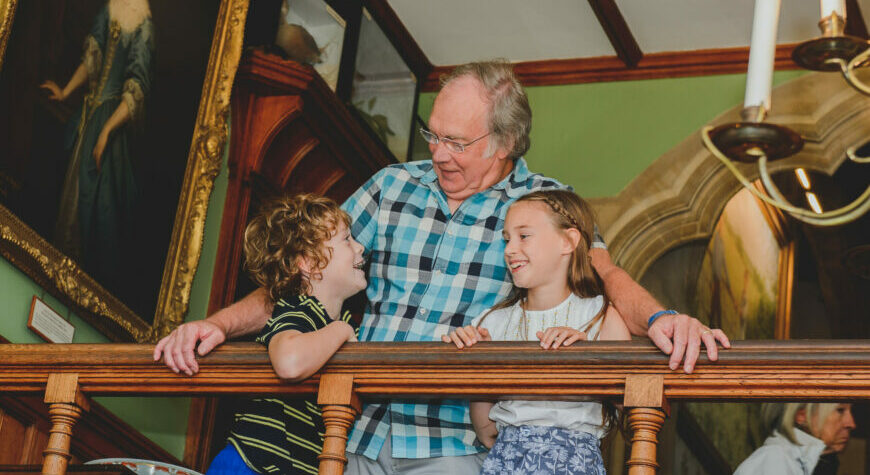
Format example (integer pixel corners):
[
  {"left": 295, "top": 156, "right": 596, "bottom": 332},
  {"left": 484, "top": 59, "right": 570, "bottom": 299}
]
[{"left": 0, "top": 0, "right": 222, "bottom": 330}]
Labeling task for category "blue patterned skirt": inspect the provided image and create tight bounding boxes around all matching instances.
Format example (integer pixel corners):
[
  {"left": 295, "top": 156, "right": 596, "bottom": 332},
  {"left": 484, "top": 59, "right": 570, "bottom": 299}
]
[{"left": 481, "top": 425, "right": 605, "bottom": 475}]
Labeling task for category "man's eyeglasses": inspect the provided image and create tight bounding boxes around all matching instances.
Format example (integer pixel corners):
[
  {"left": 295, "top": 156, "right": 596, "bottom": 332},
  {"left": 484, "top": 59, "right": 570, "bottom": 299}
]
[{"left": 419, "top": 127, "right": 490, "bottom": 153}]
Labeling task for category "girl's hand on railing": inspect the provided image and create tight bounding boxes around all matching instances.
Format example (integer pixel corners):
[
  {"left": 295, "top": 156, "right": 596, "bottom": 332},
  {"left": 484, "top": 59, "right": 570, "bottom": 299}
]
[
  {"left": 442, "top": 326, "right": 491, "bottom": 349},
  {"left": 537, "top": 327, "right": 587, "bottom": 350}
]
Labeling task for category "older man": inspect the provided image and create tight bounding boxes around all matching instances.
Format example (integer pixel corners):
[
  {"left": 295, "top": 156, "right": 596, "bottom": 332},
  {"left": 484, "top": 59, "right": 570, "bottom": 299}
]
[{"left": 155, "top": 61, "right": 729, "bottom": 473}]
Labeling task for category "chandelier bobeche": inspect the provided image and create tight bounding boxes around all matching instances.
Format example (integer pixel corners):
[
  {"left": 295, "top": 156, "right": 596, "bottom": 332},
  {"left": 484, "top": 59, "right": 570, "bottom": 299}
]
[{"left": 702, "top": 0, "right": 870, "bottom": 227}]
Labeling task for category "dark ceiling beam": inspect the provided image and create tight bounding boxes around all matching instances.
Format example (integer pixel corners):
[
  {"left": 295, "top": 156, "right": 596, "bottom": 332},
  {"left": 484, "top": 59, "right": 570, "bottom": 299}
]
[
  {"left": 587, "top": 0, "right": 643, "bottom": 68},
  {"left": 422, "top": 44, "right": 800, "bottom": 92},
  {"left": 363, "top": 0, "right": 433, "bottom": 82},
  {"left": 845, "top": 0, "right": 869, "bottom": 39}
]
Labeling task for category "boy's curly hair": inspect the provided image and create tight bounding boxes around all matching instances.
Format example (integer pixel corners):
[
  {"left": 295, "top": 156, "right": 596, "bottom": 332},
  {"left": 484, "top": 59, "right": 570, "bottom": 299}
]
[{"left": 243, "top": 193, "right": 351, "bottom": 304}]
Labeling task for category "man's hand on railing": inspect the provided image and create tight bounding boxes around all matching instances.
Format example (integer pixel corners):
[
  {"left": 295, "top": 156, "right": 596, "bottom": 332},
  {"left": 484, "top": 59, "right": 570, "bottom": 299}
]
[
  {"left": 153, "top": 320, "right": 227, "bottom": 376},
  {"left": 647, "top": 313, "right": 730, "bottom": 374}
]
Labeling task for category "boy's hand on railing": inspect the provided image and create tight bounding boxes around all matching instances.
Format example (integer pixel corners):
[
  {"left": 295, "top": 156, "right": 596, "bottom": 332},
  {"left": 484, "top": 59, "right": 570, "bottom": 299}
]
[
  {"left": 153, "top": 320, "right": 227, "bottom": 376},
  {"left": 442, "top": 326, "right": 491, "bottom": 349},
  {"left": 537, "top": 327, "right": 587, "bottom": 350},
  {"left": 647, "top": 313, "right": 730, "bottom": 374}
]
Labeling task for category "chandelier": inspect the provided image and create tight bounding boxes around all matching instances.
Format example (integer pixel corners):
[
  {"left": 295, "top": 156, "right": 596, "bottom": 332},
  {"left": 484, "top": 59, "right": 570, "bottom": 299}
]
[{"left": 702, "top": 0, "right": 870, "bottom": 226}]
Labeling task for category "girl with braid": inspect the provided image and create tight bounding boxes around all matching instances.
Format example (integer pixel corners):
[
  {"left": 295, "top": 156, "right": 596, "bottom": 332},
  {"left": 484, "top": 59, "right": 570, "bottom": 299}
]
[{"left": 443, "top": 189, "right": 630, "bottom": 475}]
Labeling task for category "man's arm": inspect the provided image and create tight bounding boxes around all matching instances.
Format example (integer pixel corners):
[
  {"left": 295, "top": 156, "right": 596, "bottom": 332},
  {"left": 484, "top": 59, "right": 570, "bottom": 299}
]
[
  {"left": 590, "top": 248, "right": 730, "bottom": 373},
  {"left": 153, "top": 288, "right": 273, "bottom": 375}
]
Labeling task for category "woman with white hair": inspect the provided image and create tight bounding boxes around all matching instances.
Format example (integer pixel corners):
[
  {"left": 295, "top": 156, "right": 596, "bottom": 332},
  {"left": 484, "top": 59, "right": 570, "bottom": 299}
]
[{"left": 734, "top": 402, "right": 855, "bottom": 474}]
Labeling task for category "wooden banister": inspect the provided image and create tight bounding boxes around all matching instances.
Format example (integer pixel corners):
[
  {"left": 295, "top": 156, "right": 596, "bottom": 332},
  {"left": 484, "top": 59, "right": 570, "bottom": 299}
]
[
  {"left": 42, "top": 373, "right": 90, "bottom": 475},
  {"left": 3, "top": 340, "right": 870, "bottom": 474},
  {"left": 4, "top": 340, "right": 870, "bottom": 398},
  {"left": 624, "top": 375, "right": 668, "bottom": 475},
  {"left": 317, "top": 374, "right": 360, "bottom": 475}
]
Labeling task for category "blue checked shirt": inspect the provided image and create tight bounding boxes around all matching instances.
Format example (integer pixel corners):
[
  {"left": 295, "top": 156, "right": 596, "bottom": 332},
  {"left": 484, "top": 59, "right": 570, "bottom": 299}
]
[{"left": 340, "top": 158, "right": 604, "bottom": 459}]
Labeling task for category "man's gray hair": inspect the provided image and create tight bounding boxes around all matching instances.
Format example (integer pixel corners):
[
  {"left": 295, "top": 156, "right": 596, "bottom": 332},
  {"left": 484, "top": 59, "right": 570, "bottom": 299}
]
[{"left": 440, "top": 60, "right": 531, "bottom": 161}]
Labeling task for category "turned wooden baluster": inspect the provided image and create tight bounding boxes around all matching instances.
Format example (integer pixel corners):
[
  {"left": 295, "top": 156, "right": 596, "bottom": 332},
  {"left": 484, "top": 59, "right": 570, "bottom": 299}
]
[
  {"left": 624, "top": 374, "right": 668, "bottom": 475},
  {"left": 42, "top": 373, "right": 90, "bottom": 475},
  {"left": 317, "top": 373, "right": 361, "bottom": 475}
]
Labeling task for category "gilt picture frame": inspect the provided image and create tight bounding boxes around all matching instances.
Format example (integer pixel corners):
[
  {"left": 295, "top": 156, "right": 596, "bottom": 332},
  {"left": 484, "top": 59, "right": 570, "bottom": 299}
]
[{"left": 0, "top": 0, "right": 250, "bottom": 342}]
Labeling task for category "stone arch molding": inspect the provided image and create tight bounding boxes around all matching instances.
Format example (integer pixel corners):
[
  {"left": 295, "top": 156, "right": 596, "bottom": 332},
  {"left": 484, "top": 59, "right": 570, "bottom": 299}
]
[{"left": 590, "top": 69, "right": 870, "bottom": 279}]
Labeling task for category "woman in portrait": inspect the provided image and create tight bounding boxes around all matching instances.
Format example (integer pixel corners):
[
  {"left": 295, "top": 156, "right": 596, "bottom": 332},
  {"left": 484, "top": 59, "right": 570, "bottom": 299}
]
[
  {"left": 41, "top": 0, "right": 153, "bottom": 292},
  {"left": 734, "top": 402, "right": 856, "bottom": 475}
]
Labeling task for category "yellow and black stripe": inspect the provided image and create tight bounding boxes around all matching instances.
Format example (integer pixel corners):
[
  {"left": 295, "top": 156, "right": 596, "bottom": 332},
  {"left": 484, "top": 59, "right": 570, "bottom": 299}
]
[{"left": 226, "top": 295, "right": 357, "bottom": 474}]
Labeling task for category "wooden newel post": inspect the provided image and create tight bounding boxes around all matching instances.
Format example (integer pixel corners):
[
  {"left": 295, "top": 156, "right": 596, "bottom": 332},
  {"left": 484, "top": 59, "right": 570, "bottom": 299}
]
[
  {"left": 317, "top": 374, "right": 361, "bottom": 475},
  {"left": 624, "top": 374, "right": 668, "bottom": 475},
  {"left": 42, "top": 373, "right": 90, "bottom": 475}
]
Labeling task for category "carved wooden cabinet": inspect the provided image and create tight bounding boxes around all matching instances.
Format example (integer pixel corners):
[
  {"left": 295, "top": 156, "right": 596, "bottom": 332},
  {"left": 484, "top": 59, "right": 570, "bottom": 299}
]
[{"left": 208, "top": 49, "right": 394, "bottom": 312}]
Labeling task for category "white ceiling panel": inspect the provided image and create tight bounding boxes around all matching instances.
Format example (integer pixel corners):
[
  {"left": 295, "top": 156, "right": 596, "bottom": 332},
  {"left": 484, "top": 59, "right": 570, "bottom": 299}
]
[
  {"left": 617, "top": 0, "right": 820, "bottom": 53},
  {"left": 387, "top": 0, "right": 615, "bottom": 65},
  {"left": 388, "top": 0, "right": 870, "bottom": 66}
]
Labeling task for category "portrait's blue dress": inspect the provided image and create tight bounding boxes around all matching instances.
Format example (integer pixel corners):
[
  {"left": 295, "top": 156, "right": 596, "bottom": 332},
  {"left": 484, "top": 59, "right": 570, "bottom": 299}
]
[{"left": 55, "top": 5, "right": 153, "bottom": 290}]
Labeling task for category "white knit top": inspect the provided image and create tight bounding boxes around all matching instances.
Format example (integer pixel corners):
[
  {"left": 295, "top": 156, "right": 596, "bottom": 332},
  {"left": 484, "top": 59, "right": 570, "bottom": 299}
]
[{"left": 472, "top": 293, "right": 608, "bottom": 438}]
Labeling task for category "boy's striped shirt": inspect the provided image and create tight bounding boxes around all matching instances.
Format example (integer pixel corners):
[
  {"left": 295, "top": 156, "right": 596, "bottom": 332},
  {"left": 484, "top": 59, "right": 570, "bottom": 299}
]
[{"left": 226, "top": 295, "right": 357, "bottom": 474}]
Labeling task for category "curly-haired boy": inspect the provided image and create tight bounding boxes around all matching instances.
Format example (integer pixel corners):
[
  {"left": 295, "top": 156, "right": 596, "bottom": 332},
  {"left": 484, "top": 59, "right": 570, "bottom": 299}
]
[{"left": 207, "top": 193, "right": 366, "bottom": 475}]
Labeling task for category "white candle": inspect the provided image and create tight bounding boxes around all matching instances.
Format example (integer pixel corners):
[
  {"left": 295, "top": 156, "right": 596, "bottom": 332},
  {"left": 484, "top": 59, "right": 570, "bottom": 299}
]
[
  {"left": 820, "top": 0, "right": 846, "bottom": 19},
  {"left": 744, "top": 0, "right": 781, "bottom": 111}
]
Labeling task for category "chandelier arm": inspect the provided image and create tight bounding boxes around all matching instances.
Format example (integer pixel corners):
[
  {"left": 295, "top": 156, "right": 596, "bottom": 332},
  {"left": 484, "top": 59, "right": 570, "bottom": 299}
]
[
  {"left": 702, "top": 126, "right": 870, "bottom": 226},
  {"left": 757, "top": 155, "right": 870, "bottom": 223},
  {"left": 757, "top": 155, "right": 870, "bottom": 218},
  {"left": 847, "top": 145, "right": 870, "bottom": 164},
  {"left": 849, "top": 45, "right": 870, "bottom": 69},
  {"left": 781, "top": 190, "right": 870, "bottom": 225},
  {"left": 827, "top": 52, "right": 870, "bottom": 96},
  {"left": 702, "top": 127, "right": 822, "bottom": 215}
]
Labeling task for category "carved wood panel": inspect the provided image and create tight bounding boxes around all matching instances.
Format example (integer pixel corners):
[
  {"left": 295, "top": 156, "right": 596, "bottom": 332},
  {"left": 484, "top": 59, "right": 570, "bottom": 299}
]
[
  {"left": 208, "top": 49, "right": 393, "bottom": 313},
  {"left": 0, "top": 395, "right": 180, "bottom": 467}
]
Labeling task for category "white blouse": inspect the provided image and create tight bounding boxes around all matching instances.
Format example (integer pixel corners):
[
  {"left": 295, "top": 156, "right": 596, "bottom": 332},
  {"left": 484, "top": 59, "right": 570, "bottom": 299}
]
[{"left": 472, "top": 293, "right": 609, "bottom": 438}]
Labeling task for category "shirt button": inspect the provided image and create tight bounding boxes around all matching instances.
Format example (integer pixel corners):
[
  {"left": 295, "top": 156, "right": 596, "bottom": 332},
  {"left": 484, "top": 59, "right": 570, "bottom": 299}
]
[
  {"left": 434, "top": 268, "right": 441, "bottom": 274},
  {"left": 419, "top": 309, "right": 426, "bottom": 315}
]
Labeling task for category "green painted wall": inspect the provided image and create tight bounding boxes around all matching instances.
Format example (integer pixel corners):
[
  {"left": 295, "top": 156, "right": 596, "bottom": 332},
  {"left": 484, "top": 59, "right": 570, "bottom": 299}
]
[
  {"left": 0, "top": 260, "right": 110, "bottom": 344},
  {"left": 418, "top": 70, "right": 805, "bottom": 198},
  {"left": 0, "top": 138, "right": 230, "bottom": 460}
]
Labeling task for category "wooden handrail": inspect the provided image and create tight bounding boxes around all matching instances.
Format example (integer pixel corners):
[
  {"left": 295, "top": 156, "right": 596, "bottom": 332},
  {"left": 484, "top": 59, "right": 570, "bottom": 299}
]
[
  {"left": 3, "top": 340, "right": 870, "bottom": 474},
  {"left": 2, "top": 340, "right": 870, "bottom": 398}
]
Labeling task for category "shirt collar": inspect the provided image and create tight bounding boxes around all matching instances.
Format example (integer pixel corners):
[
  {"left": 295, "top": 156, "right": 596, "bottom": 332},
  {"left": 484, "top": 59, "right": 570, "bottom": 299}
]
[
  {"left": 408, "top": 160, "right": 437, "bottom": 183},
  {"left": 285, "top": 294, "right": 350, "bottom": 321},
  {"left": 495, "top": 157, "right": 532, "bottom": 198},
  {"left": 285, "top": 294, "right": 322, "bottom": 310},
  {"left": 767, "top": 428, "right": 826, "bottom": 469},
  {"left": 411, "top": 157, "right": 532, "bottom": 197}
]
